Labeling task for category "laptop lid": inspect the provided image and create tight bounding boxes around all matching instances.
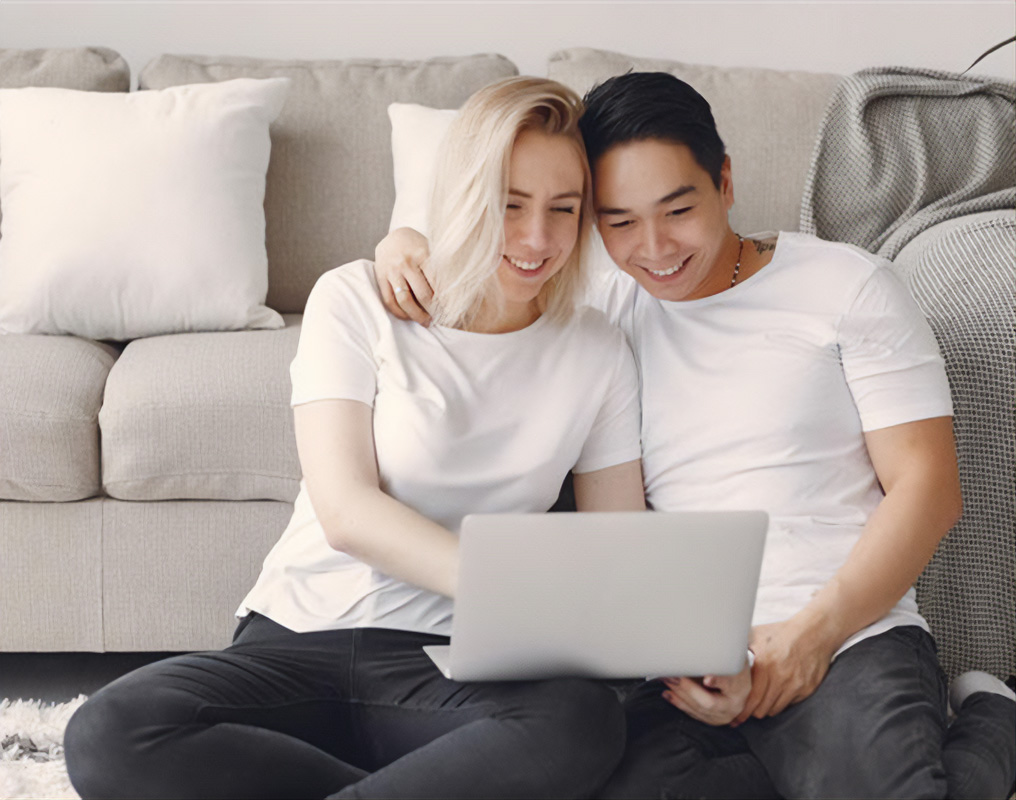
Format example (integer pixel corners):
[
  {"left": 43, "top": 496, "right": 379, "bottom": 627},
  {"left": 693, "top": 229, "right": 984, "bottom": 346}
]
[{"left": 437, "top": 511, "right": 767, "bottom": 681}]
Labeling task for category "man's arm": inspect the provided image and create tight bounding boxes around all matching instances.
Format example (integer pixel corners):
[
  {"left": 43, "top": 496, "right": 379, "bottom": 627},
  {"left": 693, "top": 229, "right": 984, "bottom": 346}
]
[
  {"left": 734, "top": 415, "right": 962, "bottom": 724},
  {"left": 374, "top": 227, "right": 433, "bottom": 325}
]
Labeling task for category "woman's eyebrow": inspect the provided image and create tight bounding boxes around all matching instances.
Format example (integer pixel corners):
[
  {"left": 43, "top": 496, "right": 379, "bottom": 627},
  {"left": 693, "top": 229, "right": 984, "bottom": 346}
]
[{"left": 507, "top": 188, "right": 583, "bottom": 200}]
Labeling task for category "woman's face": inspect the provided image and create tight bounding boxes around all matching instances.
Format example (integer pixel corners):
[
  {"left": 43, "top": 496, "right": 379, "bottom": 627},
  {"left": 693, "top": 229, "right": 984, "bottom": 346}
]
[{"left": 495, "top": 128, "right": 585, "bottom": 314}]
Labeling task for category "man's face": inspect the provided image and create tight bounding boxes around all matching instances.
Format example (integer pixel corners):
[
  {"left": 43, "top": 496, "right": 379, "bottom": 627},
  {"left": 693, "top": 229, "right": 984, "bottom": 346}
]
[{"left": 593, "top": 139, "right": 735, "bottom": 302}]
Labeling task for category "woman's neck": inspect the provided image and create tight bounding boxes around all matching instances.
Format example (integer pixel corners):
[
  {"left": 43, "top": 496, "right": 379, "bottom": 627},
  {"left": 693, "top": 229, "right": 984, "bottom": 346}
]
[{"left": 465, "top": 299, "right": 542, "bottom": 334}]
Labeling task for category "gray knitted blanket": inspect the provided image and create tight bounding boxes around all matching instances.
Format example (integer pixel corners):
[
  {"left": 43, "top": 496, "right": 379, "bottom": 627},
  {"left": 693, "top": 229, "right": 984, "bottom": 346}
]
[
  {"left": 800, "top": 67, "right": 1015, "bottom": 679},
  {"left": 800, "top": 66, "right": 1014, "bottom": 259}
]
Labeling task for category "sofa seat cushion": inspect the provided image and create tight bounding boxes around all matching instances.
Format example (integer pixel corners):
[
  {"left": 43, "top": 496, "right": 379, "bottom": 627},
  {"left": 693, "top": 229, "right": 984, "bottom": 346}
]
[
  {"left": 138, "top": 53, "right": 519, "bottom": 314},
  {"left": 547, "top": 48, "right": 841, "bottom": 237},
  {"left": 0, "top": 335, "right": 118, "bottom": 501},
  {"left": 100, "top": 314, "right": 303, "bottom": 502}
]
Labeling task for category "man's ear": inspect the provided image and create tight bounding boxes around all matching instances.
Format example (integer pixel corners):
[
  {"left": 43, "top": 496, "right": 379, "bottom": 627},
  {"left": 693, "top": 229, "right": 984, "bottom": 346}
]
[{"left": 720, "top": 154, "right": 734, "bottom": 211}]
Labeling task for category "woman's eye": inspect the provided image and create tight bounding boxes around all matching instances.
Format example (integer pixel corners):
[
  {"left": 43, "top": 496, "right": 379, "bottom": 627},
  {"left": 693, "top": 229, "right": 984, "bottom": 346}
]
[
  {"left": 553, "top": 206, "right": 577, "bottom": 215},
  {"left": 506, "top": 203, "right": 521, "bottom": 210}
]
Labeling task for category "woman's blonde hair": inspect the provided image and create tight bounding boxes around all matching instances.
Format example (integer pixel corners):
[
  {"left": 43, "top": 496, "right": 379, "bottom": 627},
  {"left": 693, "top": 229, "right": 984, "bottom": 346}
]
[{"left": 425, "top": 76, "right": 592, "bottom": 329}]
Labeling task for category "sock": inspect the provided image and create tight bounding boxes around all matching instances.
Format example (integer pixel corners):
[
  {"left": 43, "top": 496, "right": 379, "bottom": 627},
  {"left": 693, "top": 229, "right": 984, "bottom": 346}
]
[{"left": 949, "top": 671, "right": 1016, "bottom": 715}]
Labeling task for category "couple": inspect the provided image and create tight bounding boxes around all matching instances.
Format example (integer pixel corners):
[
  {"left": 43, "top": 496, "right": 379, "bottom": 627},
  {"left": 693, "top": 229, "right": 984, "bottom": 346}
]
[{"left": 64, "top": 73, "right": 1015, "bottom": 799}]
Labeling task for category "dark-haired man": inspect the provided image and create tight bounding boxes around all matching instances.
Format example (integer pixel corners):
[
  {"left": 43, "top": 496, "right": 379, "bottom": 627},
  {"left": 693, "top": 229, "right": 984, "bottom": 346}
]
[{"left": 373, "top": 72, "right": 1016, "bottom": 798}]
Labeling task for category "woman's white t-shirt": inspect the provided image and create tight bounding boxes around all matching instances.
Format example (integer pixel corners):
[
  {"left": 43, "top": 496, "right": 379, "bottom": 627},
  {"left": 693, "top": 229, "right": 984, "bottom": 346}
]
[
  {"left": 586, "top": 232, "right": 953, "bottom": 655},
  {"left": 238, "top": 260, "right": 642, "bottom": 636}
]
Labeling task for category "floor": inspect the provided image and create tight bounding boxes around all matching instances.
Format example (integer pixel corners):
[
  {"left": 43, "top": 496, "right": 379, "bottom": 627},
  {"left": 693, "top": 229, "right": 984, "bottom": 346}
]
[{"left": 0, "top": 652, "right": 181, "bottom": 704}]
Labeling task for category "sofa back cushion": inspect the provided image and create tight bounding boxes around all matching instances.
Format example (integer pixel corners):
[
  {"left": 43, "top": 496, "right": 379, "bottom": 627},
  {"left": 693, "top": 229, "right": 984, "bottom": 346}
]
[
  {"left": 139, "top": 54, "right": 519, "bottom": 313},
  {"left": 548, "top": 48, "right": 841, "bottom": 237},
  {"left": 0, "top": 47, "right": 130, "bottom": 247}
]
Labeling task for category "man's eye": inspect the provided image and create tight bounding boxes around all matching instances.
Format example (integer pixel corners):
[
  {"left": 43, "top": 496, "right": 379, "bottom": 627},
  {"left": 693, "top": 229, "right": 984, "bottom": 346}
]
[
  {"left": 669, "top": 207, "right": 692, "bottom": 216},
  {"left": 608, "top": 220, "right": 633, "bottom": 229}
]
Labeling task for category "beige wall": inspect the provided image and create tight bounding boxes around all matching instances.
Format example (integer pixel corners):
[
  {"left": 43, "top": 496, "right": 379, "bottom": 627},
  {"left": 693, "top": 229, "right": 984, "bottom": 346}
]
[{"left": 1, "top": 2, "right": 1013, "bottom": 83}]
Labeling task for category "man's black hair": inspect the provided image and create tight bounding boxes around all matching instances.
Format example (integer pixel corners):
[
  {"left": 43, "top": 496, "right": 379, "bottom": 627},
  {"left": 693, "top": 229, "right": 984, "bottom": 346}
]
[{"left": 579, "top": 72, "right": 726, "bottom": 188}]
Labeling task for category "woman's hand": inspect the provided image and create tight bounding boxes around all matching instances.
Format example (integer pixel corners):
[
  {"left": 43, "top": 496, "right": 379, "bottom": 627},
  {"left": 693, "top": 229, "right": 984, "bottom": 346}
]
[
  {"left": 660, "top": 657, "right": 752, "bottom": 726},
  {"left": 374, "top": 227, "right": 434, "bottom": 325}
]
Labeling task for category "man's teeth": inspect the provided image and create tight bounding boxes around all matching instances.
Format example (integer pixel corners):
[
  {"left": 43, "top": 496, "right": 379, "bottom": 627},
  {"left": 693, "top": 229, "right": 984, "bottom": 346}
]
[
  {"left": 647, "top": 261, "right": 684, "bottom": 277},
  {"left": 507, "top": 256, "right": 544, "bottom": 271}
]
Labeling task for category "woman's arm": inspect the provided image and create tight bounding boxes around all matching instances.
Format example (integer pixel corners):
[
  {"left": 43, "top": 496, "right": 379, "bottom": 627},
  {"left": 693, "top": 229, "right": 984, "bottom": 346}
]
[
  {"left": 294, "top": 398, "right": 459, "bottom": 597},
  {"left": 734, "top": 415, "right": 962, "bottom": 723},
  {"left": 374, "top": 227, "right": 434, "bottom": 325},
  {"left": 573, "top": 459, "right": 646, "bottom": 512}
]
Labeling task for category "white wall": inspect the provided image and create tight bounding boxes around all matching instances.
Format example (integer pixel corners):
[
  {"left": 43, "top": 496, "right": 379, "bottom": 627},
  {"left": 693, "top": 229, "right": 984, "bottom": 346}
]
[{"left": 1, "top": 1, "right": 1014, "bottom": 84}]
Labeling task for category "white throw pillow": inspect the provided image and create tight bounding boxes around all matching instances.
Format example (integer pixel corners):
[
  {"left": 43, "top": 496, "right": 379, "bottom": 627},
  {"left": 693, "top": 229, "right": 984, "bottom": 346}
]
[
  {"left": 0, "top": 78, "right": 289, "bottom": 340},
  {"left": 387, "top": 103, "right": 457, "bottom": 237}
]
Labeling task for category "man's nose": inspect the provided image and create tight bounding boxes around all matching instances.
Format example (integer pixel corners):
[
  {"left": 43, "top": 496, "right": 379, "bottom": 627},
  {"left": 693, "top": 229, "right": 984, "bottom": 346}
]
[{"left": 640, "top": 220, "right": 671, "bottom": 262}]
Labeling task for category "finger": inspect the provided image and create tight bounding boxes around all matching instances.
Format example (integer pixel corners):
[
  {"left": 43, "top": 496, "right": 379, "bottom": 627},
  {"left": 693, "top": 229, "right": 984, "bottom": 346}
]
[
  {"left": 734, "top": 670, "right": 766, "bottom": 726},
  {"left": 393, "top": 282, "right": 430, "bottom": 326},
  {"left": 402, "top": 260, "right": 435, "bottom": 307},
  {"left": 752, "top": 675, "right": 787, "bottom": 720},
  {"left": 768, "top": 686, "right": 798, "bottom": 717},
  {"left": 380, "top": 277, "right": 411, "bottom": 321},
  {"left": 662, "top": 690, "right": 707, "bottom": 723}
]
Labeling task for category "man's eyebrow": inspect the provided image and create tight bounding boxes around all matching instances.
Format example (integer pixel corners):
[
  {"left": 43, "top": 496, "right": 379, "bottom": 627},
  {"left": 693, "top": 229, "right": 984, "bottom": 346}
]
[
  {"left": 508, "top": 188, "right": 583, "bottom": 200},
  {"left": 596, "top": 184, "right": 698, "bottom": 215}
]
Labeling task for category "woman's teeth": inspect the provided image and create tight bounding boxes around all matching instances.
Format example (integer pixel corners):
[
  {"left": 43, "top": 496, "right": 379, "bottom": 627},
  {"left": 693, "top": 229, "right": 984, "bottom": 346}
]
[{"left": 507, "top": 256, "right": 544, "bottom": 271}]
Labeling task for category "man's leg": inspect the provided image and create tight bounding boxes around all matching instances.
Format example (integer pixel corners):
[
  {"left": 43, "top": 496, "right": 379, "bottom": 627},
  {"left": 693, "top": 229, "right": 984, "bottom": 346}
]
[
  {"left": 943, "top": 674, "right": 1016, "bottom": 799},
  {"left": 739, "top": 625, "right": 948, "bottom": 799},
  {"left": 599, "top": 680, "right": 779, "bottom": 800},
  {"left": 329, "top": 628, "right": 627, "bottom": 799}
]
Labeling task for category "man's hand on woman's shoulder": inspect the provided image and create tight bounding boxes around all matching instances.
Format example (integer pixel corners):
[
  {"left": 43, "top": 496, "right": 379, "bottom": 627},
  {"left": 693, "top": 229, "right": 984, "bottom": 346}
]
[{"left": 374, "top": 227, "right": 434, "bottom": 325}]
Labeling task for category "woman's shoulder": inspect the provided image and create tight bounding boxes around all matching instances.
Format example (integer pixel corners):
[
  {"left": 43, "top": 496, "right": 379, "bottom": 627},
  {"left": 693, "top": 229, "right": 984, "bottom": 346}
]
[{"left": 304, "top": 259, "right": 387, "bottom": 319}]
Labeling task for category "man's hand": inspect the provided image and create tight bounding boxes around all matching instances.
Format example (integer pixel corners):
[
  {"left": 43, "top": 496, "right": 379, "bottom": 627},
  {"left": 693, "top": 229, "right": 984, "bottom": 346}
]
[
  {"left": 733, "top": 617, "right": 838, "bottom": 725},
  {"left": 660, "top": 658, "right": 752, "bottom": 726},
  {"left": 373, "top": 227, "right": 434, "bottom": 325}
]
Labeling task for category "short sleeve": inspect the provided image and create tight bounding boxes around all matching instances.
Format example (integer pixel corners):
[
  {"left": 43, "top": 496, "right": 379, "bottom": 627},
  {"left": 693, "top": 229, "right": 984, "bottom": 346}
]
[
  {"left": 290, "top": 261, "right": 380, "bottom": 407},
  {"left": 839, "top": 265, "right": 953, "bottom": 431},
  {"left": 573, "top": 330, "right": 642, "bottom": 473}
]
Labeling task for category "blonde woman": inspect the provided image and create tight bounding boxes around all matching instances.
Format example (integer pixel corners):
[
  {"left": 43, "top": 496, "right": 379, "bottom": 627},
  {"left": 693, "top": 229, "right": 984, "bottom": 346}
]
[{"left": 64, "top": 77, "right": 645, "bottom": 800}]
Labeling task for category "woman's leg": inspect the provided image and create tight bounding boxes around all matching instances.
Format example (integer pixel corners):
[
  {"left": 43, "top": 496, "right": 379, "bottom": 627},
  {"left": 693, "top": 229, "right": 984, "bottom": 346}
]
[
  {"left": 327, "top": 628, "right": 627, "bottom": 799},
  {"left": 64, "top": 613, "right": 368, "bottom": 800}
]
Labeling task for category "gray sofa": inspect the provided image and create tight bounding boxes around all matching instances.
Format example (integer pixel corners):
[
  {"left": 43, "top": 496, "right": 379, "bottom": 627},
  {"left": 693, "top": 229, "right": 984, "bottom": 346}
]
[{"left": 0, "top": 46, "right": 1011, "bottom": 682}]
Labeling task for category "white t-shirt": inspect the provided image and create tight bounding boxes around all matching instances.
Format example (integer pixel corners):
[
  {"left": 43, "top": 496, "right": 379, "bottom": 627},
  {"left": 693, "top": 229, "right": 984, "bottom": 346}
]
[
  {"left": 238, "top": 260, "right": 641, "bottom": 636},
  {"left": 587, "top": 232, "right": 953, "bottom": 654}
]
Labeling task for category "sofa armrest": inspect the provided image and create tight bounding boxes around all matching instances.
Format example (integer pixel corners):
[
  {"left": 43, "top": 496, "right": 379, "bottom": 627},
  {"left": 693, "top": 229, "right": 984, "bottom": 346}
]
[{"left": 889, "top": 209, "right": 1016, "bottom": 679}]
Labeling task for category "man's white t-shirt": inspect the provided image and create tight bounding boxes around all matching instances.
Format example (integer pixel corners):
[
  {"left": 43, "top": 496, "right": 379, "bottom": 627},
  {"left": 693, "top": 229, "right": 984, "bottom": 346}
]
[
  {"left": 238, "top": 260, "right": 642, "bottom": 636},
  {"left": 587, "top": 232, "right": 953, "bottom": 654}
]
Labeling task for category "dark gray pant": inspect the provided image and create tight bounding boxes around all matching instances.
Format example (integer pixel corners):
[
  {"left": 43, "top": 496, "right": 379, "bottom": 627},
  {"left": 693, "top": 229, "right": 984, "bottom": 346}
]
[
  {"left": 64, "top": 613, "right": 626, "bottom": 800},
  {"left": 601, "top": 626, "right": 1016, "bottom": 799}
]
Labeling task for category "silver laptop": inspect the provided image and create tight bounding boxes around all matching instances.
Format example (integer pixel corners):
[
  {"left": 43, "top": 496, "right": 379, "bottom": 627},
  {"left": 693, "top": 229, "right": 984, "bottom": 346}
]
[{"left": 424, "top": 511, "right": 768, "bottom": 681}]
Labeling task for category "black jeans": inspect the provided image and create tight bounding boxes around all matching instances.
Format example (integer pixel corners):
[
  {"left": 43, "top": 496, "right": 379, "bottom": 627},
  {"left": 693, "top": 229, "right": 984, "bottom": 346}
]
[
  {"left": 64, "top": 613, "right": 626, "bottom": 799},
  {"left": 600, "top": 626, "right": 1016, "bottom": 799}
]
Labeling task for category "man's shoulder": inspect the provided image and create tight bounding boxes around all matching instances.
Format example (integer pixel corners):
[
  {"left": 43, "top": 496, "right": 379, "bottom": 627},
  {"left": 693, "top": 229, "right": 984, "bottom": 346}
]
[{"left": 780, "top": 232, "right": 886, "bottom": 274}]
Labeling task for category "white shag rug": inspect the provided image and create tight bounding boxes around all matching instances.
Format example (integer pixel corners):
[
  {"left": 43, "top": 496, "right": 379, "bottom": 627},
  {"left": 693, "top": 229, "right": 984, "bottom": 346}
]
[{"left": 0, "top": 696, "right": 85, "bottom": 800}]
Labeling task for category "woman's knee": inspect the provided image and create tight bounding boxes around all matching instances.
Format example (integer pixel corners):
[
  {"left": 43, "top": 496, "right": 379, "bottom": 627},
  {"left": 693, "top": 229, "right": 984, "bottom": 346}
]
[
  {"left": 64, "top": 672, "right": 196, "bottom": 799},
  {"left": 526, "top": 678, "right": 627, "bottom": 793}
]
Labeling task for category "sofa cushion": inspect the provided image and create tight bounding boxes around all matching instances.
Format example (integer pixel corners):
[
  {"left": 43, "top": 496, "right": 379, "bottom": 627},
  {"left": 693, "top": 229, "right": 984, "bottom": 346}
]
[
  {"left": 0, "top": 47, "right": 129, "bottom": 249},
  {"left": 138, "top": 53, "right": 519, "bottom": 314},
  {"left": 100, "top": 314, "right": 303, "bottom": 502},
  {"left": 547, "top": 48, "right": 841, "bottom": 238},
  {"left": 0, "top": 78, "right": 289, "bottom": 339},
  {"left": 0, "top": 335, "right": 118, "bottom": 501}
]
